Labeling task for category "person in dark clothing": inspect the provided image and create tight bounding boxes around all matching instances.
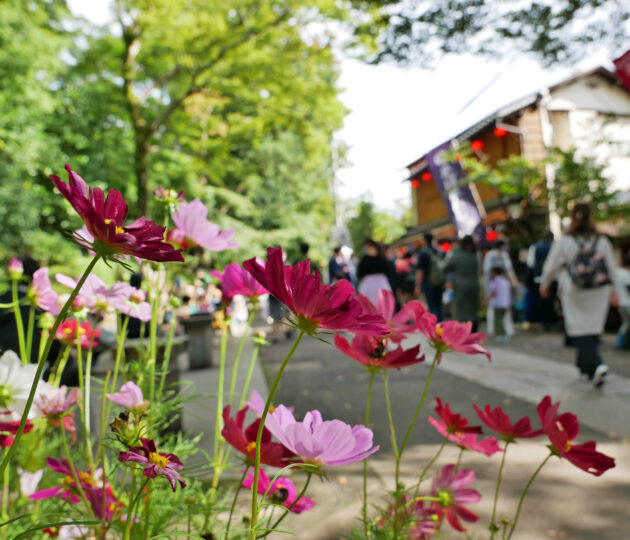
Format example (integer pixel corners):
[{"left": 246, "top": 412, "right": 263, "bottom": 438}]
[
  {"left": 328, "top": 246, "right": 349, "bottom": 284},
  {"left": 415, "top": 232, "right": 445, "bottom": 322},
  {"left": 357, "top": 238, "right": 392, "bottom": 305},
  {"left": 127, "top": 272, "right": 144, "bottom": 339},
  {"left": 525, "top": 230, "right": 557, "bottom": 329}
]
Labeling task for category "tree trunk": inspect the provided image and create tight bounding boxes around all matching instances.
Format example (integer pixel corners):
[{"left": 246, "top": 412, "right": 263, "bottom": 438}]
[{"left": 134, "top": 132, "right": 150, "bottom": 216}]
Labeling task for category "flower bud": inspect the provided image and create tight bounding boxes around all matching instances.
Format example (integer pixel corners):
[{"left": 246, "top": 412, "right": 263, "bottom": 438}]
[
  {"left": 8, "top": 258, "right": 23, "bottom": 280},
  {"left": 110, "top": 411, "right": 147, "bottom": 447},
  {"left": 72, "top": 295, "right": 88, "bottom": 311},
  {"left": 130, "top": 289, "right": 146, "bottom": 303},
  {"left": 38, "top": 312, "right": 56, "bottom": 330}
]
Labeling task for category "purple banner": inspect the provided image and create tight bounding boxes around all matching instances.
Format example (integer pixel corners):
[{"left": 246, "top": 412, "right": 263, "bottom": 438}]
[{"left": 425, "top": 141, "right": 484, "bottom": 240}]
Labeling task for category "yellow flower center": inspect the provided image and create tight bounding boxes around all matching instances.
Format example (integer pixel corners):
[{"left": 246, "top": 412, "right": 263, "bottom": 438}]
[
  {"left": 63, "top": 475, "right": 75, "bottom": 488},
  {"left": 79, "top": 471, "right": 93, "bottom": 485},
  {"left": 436, "top": 325, "right": 444, "bottom": 337},
  {"left": 245, "top": 441, "right": 257, "bottom": 453},
  {"left": 115, "top": 226, "right": 125, "bottom": 234},
  {"left": 148, "top": 452, "right": 170, "bottom": 468},
  {"left": 269, "top": 406, "right": 276, "bottom": 413},
  {"left": 104, "top": 219, "right": 111, "bottom": 225},
  {"left": 565, "top": 440, "right": 571, "bottom": 452}
]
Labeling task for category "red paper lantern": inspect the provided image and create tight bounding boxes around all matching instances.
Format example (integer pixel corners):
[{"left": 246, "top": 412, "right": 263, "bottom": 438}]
[
  {"left": 485, "top": 230, "right": 498, "bottom": 242},
  {"left": 470, "top": 139, "right": 484, "bottom": 151},
  {"left": 493, "top": 126, "right": 508, "bottom": 138},
  {"left": 421, "top": 171, "right": 433, "bottom": 182},
  {"left": 441, "top": 242, "right": 452, "bottom": 253},
  {"left": 411, "top": 179, "right": 420, "bottom": 189}
]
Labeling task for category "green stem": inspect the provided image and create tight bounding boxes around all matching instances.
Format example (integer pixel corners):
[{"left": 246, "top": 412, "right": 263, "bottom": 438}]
[
  {"left": 238, "top": 343, "right": 261, "bottom": 410},
  {"left": 249, "top": 330, "right": 305, "bottom": 540},
  {"left": 490, "top": 444, "right": 510, "bottom": 539},
  {"left": 99, "top": 372, "right": 111, "bottom": 530},
  {"left": 1, "top": 449, "right": 9, "bottom": 540},
  {"left": 362, "top": 371, "right": 376, "bottom": 539},
  {"left": 25, "top": 306, "right": 35, "bottom": 365},
  {"left": 506, "top": 454, "right": 552, "bottom": 540},
  {"left": 383, "top": 372, "right": 401, "bottom": 539},
  {"left": 211, "top": 328, "right": 229, "bottom": 497},
  {"left": 228, "top": 309, "right": 256, "bottom": 408},
  {"left": 52, "top": 346, "right": 72, "bottom": 387},
  {"left": 123, "top": 476, "right": 150, "bottom": 540},
  {"left": 260, "top": 472, "right": 313, "bottom": 538},
  {"left": 157, "top": 312, "right": 177, "bottom": 399},
  {"left": 0, "top": 255, "right": 101, "bottom": 479},
  {"left": 85, "top": 342, "right": 94, "bottom": 435},
  {"left": 455, "top": 447, "right": 465, "bottom": 471},
  {"left": 60, "top": 425, "right": 95, "bottom": 519},
  {"left": 225, "top": 468, "right": 248, "bottom": 538},
  {"left": 106, "top": 315, "right": 129, "bottom": 423},
  {"left": 414, "top": 436, "right": 448, "bottom": 496},
  {"left": 11, "top": 280, "right": 27, "bottom": 365},
  {"left": 148, "top": 265, "right": 161, "bottom": 432}
]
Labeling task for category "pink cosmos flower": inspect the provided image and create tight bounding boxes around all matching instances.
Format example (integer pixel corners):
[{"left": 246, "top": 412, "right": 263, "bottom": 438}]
[
  {"left": 242, "top": 468, "right": 315, "bottom": 514},
  {"left": 264, "top": 406, "right": 379, "bottom": 467},
  {"left": 56, "top": 273, "right": 133, "bottom": 315},
  {"left": 334, "top": 333, "right": 424, "bottom": 370},
  {"left": 211, "top": 262, "right": 268, "bottom": 304},
  {"left": 474, "top": 404, "right": 543, "bottom": 442},
  {"left": 36, "top": 386, "right": 78, "bottom": 418},
  {"left": 431, "top": 464, "right": 481, "bottom": 532},
  {"left": 107, "top": 382, "right": 147, "bottom": 411},
  {"left": 118, "top": 438, "right": 186, "bottom": 491},
  {"left": 357, "top": 289, "right": 418, "bottom": 343},
  {"left": 431, "top": 398, "right": 483, "bottom": 435},
  {"left": 222, "top": 405, "right": 296, "bottom": 468},
  {"left": 243, "top": 247, "right": 389, "bottom": 336},
  {"left": 378, "top": 496, "right": 438, "bottom": 539},
  {"left": 8, "top": 258, "right": 23, "bottom": 280},
  {"left": 29, "top": 268, "right": 60, "bottom": 315},
  {"left": 30, "top": 457, "right": 85, "bottom": 504},
  {"left": 170, "top": 199, "right": 237, "bottom": 251},
  {"left": 537, "top": 396, "right": 615, "bottom": 476},
  {"left": 51, "top": 164, "right": 184, "bottom": 263},
  {"left": 412, "top": 305, "right": 490, "bottom": 361},
  {"left": 429, "top": 417, "right": 502, "bottom": 456},
  {"left": 117, "top": 288, "right": 151, "bottom": 322},
  {"left": 55, "top": 319, "right": 100, "bottom": 349}
]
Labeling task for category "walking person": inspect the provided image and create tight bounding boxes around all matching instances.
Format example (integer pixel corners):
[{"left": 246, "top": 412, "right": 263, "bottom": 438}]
[
  {"left": 525, "top": 230, "right": 557, "bottom": 330},
  {"left": 357, "top": 238, "right": 392, "bottom": 305},
  {"left": 540, "top": 203, "right": 618, "bottom": 388},
  {"left": 414, "top": 232, "right": 446, "bottom": 321},
  {"left": 485, "top": 267, "right": 512, "bottom": 343},
  {"left": 483, "top": 239, "right": 517, "bottom": 336},
  {"left": 443, "top": 235, "right": 481, "bottom": 331}
]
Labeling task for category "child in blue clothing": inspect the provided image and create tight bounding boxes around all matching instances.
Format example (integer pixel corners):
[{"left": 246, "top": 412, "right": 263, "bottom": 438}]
[{"left": 487, "top": 267, "right": 512, "bottom": 343}]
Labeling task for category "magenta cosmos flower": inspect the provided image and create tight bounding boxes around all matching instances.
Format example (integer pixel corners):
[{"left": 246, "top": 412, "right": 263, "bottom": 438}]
[
  {"left": 537, "top": 396, "right": 615, "bottom": 476},
  {"left": 169, "top": 199, "right": 237, "bottom": 251},
  {"left": 431, "top": 464, "right": 481, "bottom": 532},
  {"left": 264, "top": 406, "right": 379, "bottom": 467},
  {"left": 0, "top": 417, "right": 34, "bottom": 447},
  {"left": 119, "top": 438, "right": 186, "bottom": 491},
  {"left": 242, "top": 468, "right": 315, "bottom": 514},
  {"left": 412, "top": 305, "right": 490, "bottom": 362},
  {"left": 28, "top": 268, "right": 60, "bottom": 315},
  {"left": 222, "top": 405, "right": 296, "bottom": 468},
  {"left": 51, "top": 164, "right": 183, "bottom": 263},
  {"left": 211, "top": 262, "right": 268, "bottom": 304},
  {"left": 244, "top": 247, "right": 389, "bottom": 336},
  {"left": 474, "top": 404, "right": 543, "bottom": 442},
  {"left": 107, "top": 381, "right": 148, "bottom": 412},
  {"left": 334, "top": 333, "right": 424, "bottom": 370},
  {"left": 30, "top": 457, "right": 87, "bottom": 504},
  {"left": 357, "top": 289, "right": 418, "bottom": 343}
]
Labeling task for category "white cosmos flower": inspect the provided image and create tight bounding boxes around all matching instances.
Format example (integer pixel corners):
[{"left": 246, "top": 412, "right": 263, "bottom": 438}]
[
  {"left": 17, "top": 467, "right": 44, "bottom": 497},
  {"left": 0, "top": 351, "right": 51, "bottom": 420}
]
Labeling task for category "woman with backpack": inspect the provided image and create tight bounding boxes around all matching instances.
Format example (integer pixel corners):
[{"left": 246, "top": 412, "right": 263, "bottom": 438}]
[{"left": 540, "top": 203, "right": 618, "bottom": 388}]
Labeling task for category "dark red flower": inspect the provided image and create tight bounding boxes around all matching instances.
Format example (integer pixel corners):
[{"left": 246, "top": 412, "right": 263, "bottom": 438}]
[
  {"left": 334, "top": 333, "right": 424, "bottom": 370},
  {"left": 221, "top": 405, "right": 295, "bottom": 468},
  {"left": 0, "top": 418, "right": 33, "bottom": 447},
  {"left": 51, "top": 165, "right": 184, "bottom": 263},
  {"left": 433, "top": 398, "right": 482, "bottom": 434},
  {"left": 537, "top": 396, "right": 615, "bottom": 476},
  {"left": 119, "top": 438, "right": 186, "bottom": 491},
  {"left": 243, "top": 247, "right": 388, "bottom": 336},
  {"left": 473, "top": 404, "right": 543, "bottom": 442}
]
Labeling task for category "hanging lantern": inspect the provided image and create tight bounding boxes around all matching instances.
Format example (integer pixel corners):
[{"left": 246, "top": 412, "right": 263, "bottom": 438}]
[
  {"left": 421, "top": 171, "right": 433, "bottom": 182},
  {"left": 441, "top": 241, "right": 452, "bottom": 253},
  {"left": 411, "top": 179, "right": 420, "bottom": 189},
  {"left": 485, "top": 230, "right": 498, "bottom": 242},
  {"left": 493, "top": 126, "right": 508, "bottom": 138},
  {"left": 470, "top": 139, "right": 484, "bottom": 151}
]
